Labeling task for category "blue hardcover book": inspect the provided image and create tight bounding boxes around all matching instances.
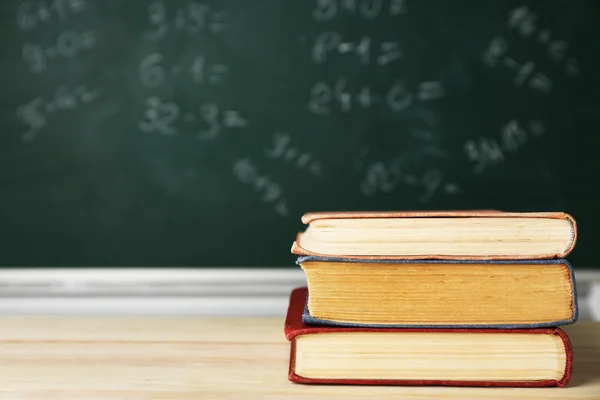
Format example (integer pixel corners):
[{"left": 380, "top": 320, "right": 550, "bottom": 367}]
[{"left": 298, "top": 256, "right": 578, "bottom": 329}]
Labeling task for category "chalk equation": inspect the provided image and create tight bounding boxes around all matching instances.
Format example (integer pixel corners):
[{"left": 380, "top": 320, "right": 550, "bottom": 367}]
[
  {"left": 313, "top": 0, "right": 408, "bottom": 22},
  {"left": 507, "top": 5, "right": 579, "bottom": 76},
  {"left": 232, "top": 158, "right": 290, "bottom": 217},
  {"left": 464, "top": 119, "right": 545, "bottom": 174},
  {"left": 22, "top": 30, "right": 97, "bottom": 74},
  {"left": 138, "top": 96, "right": 248, "bottom": 139},
  {"left": 309, "top": 79, "right": 444, "bottom": 114},
  {"left": 482, "top": 5, "right": 579, "bottom": 93},
  {"left": 358, "top": 157, "right": 459, "bottom": 203},
  {"left": 139, "top": 53, "right": 229, "bottom": 88},
  {"left": 145, "top": 0, "right": 228, "bottom": 41},
  {"left": 139, "top": 3, "right": 243, "bottom": 141},
  {"left": 483, "top": 37, "right": 550, "bottom": 93},
  {"left": 16, "top": 85, "right": 99, "bottom": 141},
  {"left": 265, "top": 133, "right": 323, "bottom": 176},
  {"left": 17, "top": 0, "right": 86, "bottom": 31},
  {"left": 312, "top": 33, "right": 401, "bottom": 66}
]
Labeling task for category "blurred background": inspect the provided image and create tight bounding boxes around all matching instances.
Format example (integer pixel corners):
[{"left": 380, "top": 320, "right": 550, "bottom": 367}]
[{"left": 0, "top": 0, "right": 599, "bottom": 316}]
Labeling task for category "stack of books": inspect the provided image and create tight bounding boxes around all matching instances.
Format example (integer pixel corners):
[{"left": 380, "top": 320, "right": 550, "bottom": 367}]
[{"left": 285, "top": 211, "right": 577, "bottom": 387}]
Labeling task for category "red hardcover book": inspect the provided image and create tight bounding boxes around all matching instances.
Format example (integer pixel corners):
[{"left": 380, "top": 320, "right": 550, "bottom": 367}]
[{"left": 285, "top": 288, "right": 572, "bottom": 387}]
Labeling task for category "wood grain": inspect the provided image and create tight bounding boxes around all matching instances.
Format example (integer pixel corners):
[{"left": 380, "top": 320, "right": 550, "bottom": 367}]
[{"left": 0, "top": 317, "right": 598, "bottom": 399}]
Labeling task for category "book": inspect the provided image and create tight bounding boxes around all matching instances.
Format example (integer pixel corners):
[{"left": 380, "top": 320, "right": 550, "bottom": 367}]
[
  {"left": 298, "top": 257, "right": 577, "bottom": 328},
  {"left": 285, "top": 288, "right": 573, "bottom": 387},
  {"left": 291, "top": 211, "right": 577, "bottom": 260}
]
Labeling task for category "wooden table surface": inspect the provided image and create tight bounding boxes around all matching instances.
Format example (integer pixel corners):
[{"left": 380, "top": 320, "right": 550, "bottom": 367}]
[{"left": 1, "top": 317, "right": 599, "bottom": 400}]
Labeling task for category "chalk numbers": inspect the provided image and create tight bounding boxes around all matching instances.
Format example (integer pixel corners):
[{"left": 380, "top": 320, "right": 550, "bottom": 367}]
[
  {"left": 359, "top": 159, "right": 458, "bottom": 202},
  {"left": 313, "top": 0, "right": 407, "bottom": 22},
  {"left": 265, "top": 133, "right": 323, "bottom": 176},
  {"left": 309, "top": 79, "right": 443, "bottom": 114},
  {"left": 138, "top": 97, "right": 180, "bottom": 136},
  {"left": 22, "top": 30, "right": 97, "bottom": 74},
  {"left": 16, "top": 85, "right": 98, "bottom": 141},
  {"left": 139, "top": 3, "right": 240, "bottom": 144},
  {"left": 482, "top": 5, "right": 579, "bottom": 93},
  {"left": 464, "top": 119, "right": 545, "bottom": 173},
  {"left": 508, "top": 6, "right": 579, "bottom": 76},
  {"left": 197, "top": 103, "right": 220, "bottom": 139},
  {"left": 233, "top": 159, "right": 290, "bottom": 217},
  {"left": 145, "top": 1, "right": 228, "bottom": 41},
  {"left": 17, "top": 0, "right": 86, "bottom": 31},
  {"left": 139, "top": 53, "right": 229, "bottom": 88},
  {"left": 16, "top": 97, "right": 46, "bottom": 141},
  {"left": 309, "top": 2, "right": 446, "bottom": 117},
  {"left": 139, "top": 53, "right": 165, "bottom": 88},
  {"left": 139, "top": 97, "right": 248, "bottom": 139},
  {"left": 146, "top": 1, "right": 168, "bottom": 41},
  {"left": 312, "top": 33, "right": 402, "bottom": 66}
]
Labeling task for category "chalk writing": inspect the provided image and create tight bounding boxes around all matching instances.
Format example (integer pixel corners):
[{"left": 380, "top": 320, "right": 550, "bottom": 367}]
[
  {"left": 359, "top": 158, "right": 458, "bottom": 202},
  {"left": 17, "top": 0, "right": 86, "bottom": 31},
  {"left": 309, "top": 79, "right": 444, "bottom": 114},
  {"left": 16, "top": 85, "right": 98, "bottom": 141},
  {"left": 196, "top": 104, "right": 248, "bottom": 139},
  {"left": 312, "top": 33, "right": 401, "bottom": 65},
  {"left": 139, "top": 53, "right": 229, "bottom": 88},
  {"left": 464, "top": 119, "right": 545, "bottom": 173},
  {"left": 482, "top": 37, "right": 554, "bottom": 93},
  {"left": 378, "top": 41, "right": 402, "bottom": 66},
  {"left": 507, "top": 5, "right": 579, "bottom": 76},
  {"left": 138, "top": 97, "right": 180, "bottom": 136},
  {"left": 232, "top": 158, "right": 290, "bottom": 217},
  {"left": 508, "top": 6, "right": 537, "bottom": 38},
  {"left": 16, "top": 1, "right": 101, "bottom": 144},
  {"left": 483, "top": 37, "right": 553, "bottom": 93},
  {"left": 22, "top": 30, "right": 97, "bottom": 73},
  {"left": 416, "top": 81, "right": 445, "bottom": 101},
  {"left": 145, "top": 1, "right": 228, "bottom": 41},
  {"left": 15, "top": 98, "right": 45, "bottom": 142},
  {"left": 482, "top": 36, "right": 508, "bottom": 68},
  {"left": 482, "top": 5, "right": 579, "bottom": 88},
  {"left": 306, "top": 0, "right": 445, "bottom": 159},
  {"left": 138, "top": 97, "right": 247, "bottom": 139},
  {"left": 265, "top": 133, "right": 323, "bottom": 176},
  {"left": 139, "top": 3, "right": 243, "bottom": 144},
  {"left": 189, "top": 56, "right": 230, "bottom": 84},
  {"left": 313, "top": 0, "right": 407, "bottom": 22}
]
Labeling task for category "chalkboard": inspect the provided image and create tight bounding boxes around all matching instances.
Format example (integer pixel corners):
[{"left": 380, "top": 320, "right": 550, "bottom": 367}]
[{"left": 1, "top": 0, "right": 599, "bottom": 267}]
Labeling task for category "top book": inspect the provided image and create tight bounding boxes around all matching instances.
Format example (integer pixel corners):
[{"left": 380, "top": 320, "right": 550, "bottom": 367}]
[{"left": 291, "top": 211, "right": 577, "bottom": 260}]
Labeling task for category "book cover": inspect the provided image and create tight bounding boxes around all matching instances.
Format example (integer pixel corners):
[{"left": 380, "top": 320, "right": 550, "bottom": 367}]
[{"left": 286, "top": 288, "right": 573, "bottom": 387}]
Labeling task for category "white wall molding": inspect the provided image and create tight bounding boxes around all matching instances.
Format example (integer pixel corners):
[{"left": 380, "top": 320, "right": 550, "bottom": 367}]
[{"left": 0, "top": 268, "right": 598, "bottom": 317}]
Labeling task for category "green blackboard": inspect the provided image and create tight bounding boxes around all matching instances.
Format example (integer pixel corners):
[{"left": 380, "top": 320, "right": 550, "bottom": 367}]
[{"left": 0, "top": 0, "right": 599, "bottom": 267}]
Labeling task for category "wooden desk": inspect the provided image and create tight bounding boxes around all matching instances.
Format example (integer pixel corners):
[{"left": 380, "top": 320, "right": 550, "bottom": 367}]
[{"left": 1, "top": 318, "right": 598, "bottom": 399}]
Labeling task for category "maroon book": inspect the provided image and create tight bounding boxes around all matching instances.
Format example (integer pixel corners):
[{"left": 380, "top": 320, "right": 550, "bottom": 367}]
[{"left": 285, "top": 287, "right": 572, "bottom": 387}]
